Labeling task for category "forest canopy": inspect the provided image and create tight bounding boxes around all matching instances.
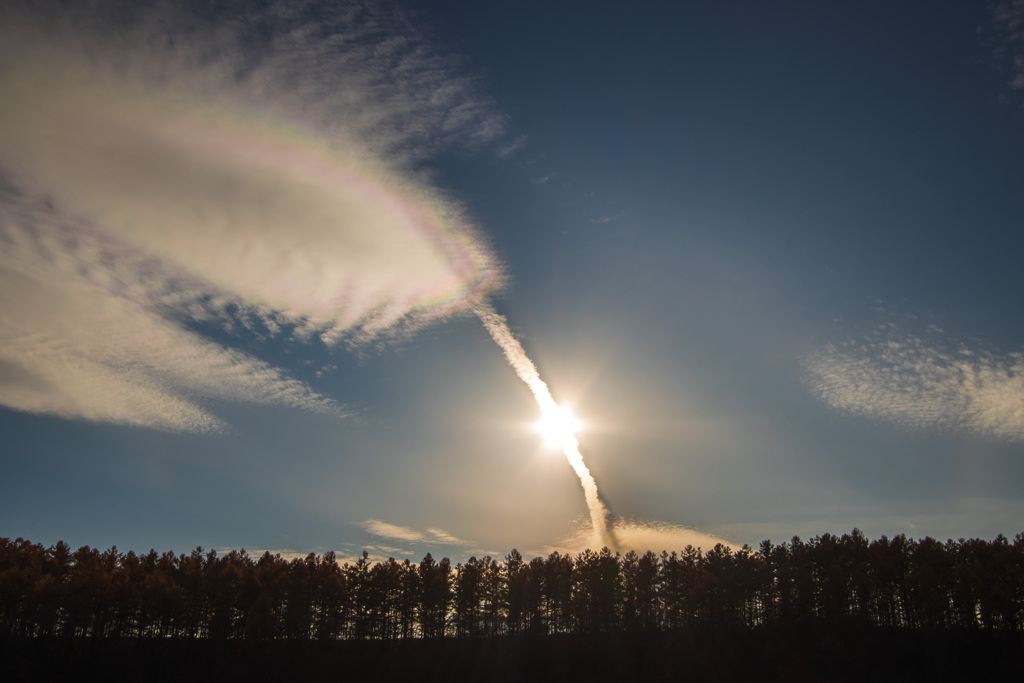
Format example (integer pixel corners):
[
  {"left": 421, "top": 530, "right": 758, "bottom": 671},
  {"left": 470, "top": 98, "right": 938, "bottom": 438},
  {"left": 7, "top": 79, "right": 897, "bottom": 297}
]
[{"left": 1, "top": 531, "right": 1022, "bottom": 640}]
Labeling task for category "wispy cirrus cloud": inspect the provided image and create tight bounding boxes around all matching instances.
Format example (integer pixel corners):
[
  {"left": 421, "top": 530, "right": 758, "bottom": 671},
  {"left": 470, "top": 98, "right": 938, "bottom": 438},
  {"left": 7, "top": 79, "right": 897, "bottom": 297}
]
[
  {"left": 0, "top": 0, "right": 509, "bottom": 431},
  {"left": 0, "top": 188, "right": 342, "bottom": 431},
  {"left": 982, "top": 0, "right": 1024, "bottom": 103},
  {"left": 804, "top": 323, "right": 1024, "bottom": 442}
]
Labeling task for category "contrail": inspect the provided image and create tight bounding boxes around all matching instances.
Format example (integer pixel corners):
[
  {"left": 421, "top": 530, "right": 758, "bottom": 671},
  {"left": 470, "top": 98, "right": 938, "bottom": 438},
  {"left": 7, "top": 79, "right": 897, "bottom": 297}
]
[{"left": 475, "top": 304, "right": 613, "bottom": 549}]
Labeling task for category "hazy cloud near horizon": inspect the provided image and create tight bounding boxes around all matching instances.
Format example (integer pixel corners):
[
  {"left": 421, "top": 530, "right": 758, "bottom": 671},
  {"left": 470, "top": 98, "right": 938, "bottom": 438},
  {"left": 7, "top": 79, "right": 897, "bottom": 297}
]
[{"left": 362, "top": 517, "right": 736, "bottom": 561}]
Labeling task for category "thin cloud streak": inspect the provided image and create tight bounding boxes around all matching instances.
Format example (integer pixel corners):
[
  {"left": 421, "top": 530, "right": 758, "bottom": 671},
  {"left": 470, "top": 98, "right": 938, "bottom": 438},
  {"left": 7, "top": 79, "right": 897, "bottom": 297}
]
[
  {"left": 805, "top": 324, "right": 1024, "bottom": 442},
  {"left": 0, "top": 0, "right": 508, "bottom": 430},
  {"left": 363, "top": 520, "right": 473, "bottom": 547},
  {"left": 425, "top": 528, "right": 474, "bottom": 546},
  {"left": 363, "top": 520, "right": 426, "bottom": 543}
]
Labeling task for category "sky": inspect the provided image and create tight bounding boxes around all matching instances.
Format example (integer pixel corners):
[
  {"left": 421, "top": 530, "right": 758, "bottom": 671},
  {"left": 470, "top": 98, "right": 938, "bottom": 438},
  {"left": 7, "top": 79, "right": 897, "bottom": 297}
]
[{"left": 2, "top": 0, "right": 1023, "bottom": 563}]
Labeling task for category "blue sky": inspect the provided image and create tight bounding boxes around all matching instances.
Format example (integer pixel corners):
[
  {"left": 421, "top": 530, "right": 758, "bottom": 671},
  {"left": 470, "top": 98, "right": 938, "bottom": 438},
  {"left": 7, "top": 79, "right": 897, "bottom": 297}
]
[{"left": 2, "top": 0, "right": 1023, "bottom": 562}]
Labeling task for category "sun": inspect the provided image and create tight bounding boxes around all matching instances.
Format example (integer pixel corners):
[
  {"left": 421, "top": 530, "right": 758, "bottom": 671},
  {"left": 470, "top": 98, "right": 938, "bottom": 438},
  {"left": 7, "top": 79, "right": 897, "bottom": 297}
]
[{"left": 535, "top": 404, "right": 582, "bottom": 449}]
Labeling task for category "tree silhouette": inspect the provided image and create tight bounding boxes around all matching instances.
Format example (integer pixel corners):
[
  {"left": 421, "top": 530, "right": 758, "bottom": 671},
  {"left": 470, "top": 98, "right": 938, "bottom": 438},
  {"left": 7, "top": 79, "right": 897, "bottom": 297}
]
[
  {"left": 2, "top": 530, "right": 1022, "bottom": 641},
  {"left": 417, "top": 553, "right": 451, "bottom": 639}
]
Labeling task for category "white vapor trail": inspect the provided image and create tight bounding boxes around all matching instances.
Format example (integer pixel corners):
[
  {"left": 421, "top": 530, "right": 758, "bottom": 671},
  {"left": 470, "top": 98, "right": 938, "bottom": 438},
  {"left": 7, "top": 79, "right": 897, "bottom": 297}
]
[{"left": 475, "top": 305, "right": 613, "bottom": 549}]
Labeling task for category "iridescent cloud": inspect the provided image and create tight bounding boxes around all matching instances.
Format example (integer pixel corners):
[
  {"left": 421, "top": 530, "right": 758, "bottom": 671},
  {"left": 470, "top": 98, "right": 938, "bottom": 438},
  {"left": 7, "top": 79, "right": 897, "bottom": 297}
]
[{"left": 0, "top": 1, "right": 506, "bottom": 430}]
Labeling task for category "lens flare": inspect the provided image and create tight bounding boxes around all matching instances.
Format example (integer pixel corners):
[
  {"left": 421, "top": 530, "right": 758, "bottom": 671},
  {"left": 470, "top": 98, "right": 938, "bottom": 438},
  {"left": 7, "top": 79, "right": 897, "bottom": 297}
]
[
  {"left": 475, "top": 304, "right": 613, "bottom": 549},
  {"left": 535, "top": 404, "right": 582, "bottom": 449}
]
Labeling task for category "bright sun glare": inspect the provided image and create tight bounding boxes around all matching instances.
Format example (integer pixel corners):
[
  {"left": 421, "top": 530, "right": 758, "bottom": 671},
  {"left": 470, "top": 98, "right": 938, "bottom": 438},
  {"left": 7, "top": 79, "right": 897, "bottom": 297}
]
[{"left": 535, "top": 404, "right": 582, "bottom": 449}]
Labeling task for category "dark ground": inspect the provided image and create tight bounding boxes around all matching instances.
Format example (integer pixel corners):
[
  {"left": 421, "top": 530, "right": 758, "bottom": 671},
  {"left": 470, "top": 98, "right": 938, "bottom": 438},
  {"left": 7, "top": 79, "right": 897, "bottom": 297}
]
[{"left": 3, "top": 626, "right": 1022, "bottom": 682}]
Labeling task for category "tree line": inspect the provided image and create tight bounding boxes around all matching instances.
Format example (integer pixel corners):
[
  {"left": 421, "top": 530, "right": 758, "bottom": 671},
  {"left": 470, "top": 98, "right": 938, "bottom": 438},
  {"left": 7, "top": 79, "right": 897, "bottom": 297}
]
[{"left": 1, "top": 530, "right": 1021, "bottom": 640}]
